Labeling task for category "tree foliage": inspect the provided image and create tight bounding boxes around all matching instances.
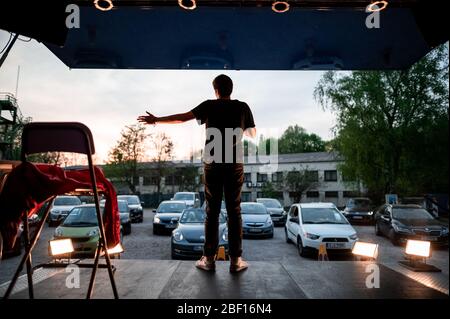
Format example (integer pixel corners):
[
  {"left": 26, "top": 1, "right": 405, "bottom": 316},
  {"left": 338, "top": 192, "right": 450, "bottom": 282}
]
[
  {"left": 284, "top": 167, "right": 320, "bottom": 203},
  {"left": 278, "top": 125, "right": 326, "bottom": 154},
  {"left": 314, "top": 44, "right": 449, "bottom": 200}
]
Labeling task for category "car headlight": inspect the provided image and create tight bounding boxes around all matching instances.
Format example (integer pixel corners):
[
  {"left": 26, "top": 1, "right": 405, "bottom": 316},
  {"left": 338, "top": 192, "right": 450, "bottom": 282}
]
[
  {"left": 54, "top": 228, "right": 63, "bottom": 237},
  {"left": 305, "top": 233, "right": 320, "bottom": 240},
  {"left": 173, "top": 231, "right": 184, "bottom": 242},
  {"left": 51, "top": 209, "right": 60, "bottom": 215},
  {"left": 154, "top": 216, "right": 161, "bottom": 224},
  {"left": 349, "top": 233, "right": 358, "bottom": 240},
  {"left": 393, "top": 224, "right": 413, "bottom": 234},
  {"left": 442, "top": 228, "right": 449, "bottom": 235},
  {"left": 367, "top": 211, "right": 373, "bottom": 216},
  {"left": 282, "top": 211, "right": 287, "bottom": 216},
  {"left": 87, "top": 228, "right": 99, "bottom": 237},
  {"left": 266, "top": 218, "right": 273, "bottom": 226},
  {"left": 222, "top": 230, "right": 228, "bottom": 242}
]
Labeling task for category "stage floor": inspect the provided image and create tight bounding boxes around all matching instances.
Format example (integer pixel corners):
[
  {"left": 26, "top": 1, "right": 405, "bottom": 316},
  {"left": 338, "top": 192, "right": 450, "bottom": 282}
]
[{"left": 3, "top": 260, "right": 448, "bottom": 299}]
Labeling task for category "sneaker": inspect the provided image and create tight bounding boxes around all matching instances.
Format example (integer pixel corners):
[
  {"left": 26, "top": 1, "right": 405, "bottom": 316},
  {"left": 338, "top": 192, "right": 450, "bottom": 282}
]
[
  {"left": 195, "top": 256, "right": 216, "bottom": 272},
  {"left": 229, "top": 257, "right": 249, "bottom": 273}
]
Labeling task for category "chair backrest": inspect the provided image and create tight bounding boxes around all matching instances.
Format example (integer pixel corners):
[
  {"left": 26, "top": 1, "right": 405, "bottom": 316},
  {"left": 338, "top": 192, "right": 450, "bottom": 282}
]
[{"left": 21, "top": 122, "right": 96, "bottom": 160}]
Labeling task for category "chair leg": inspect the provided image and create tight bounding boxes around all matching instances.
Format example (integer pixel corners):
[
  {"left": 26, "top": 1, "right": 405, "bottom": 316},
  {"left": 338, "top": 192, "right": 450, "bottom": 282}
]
[
  {"left": 23, "top": 216, "right": 34, "bottom": 299},
  {"left": 86, "top": 244, "right": 101, "bottom": 299},
  {"left": 3, "top": 198, "right": 54, "bottom": 299}
]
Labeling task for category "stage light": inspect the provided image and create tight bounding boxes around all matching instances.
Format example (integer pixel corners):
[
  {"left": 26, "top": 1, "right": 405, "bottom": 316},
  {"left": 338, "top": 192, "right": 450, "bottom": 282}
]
[
  {"left": 178, "top": 0, "right": 197, "bottom": 10},
  {"left": 352, "top": 242, "right": 379, "bottom": 259},
  {"left": 367, "top": 1, "right": 388, "bottom": 12},
  {"left": 107, "top": 243, "right": 124, "bottom": 255},
  {"left": 49, "top": 239, "right": 74, "bottom": 256},
  {"left": 272, "top": 1, "right": 290, "bottom": 13},
  {"left": 94, "top": 0, "right": 114, "bottom": 12},
  {"left": 405, "top": 240, "right": 431, "bottom": 258}
]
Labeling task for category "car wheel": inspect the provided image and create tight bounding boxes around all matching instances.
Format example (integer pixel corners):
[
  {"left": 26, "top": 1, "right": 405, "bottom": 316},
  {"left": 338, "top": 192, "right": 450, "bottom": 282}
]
[
  {"left": 375, "top": 222, "right": 382, "bottom": 236},
  {"left": 389, "top": 229, "right": 400, "bottom": 246},
  {"left": 285, "top": 228, "right": 292, "bottom": 243},
  {"left": 297, "top": 236, "right": 308, "bottom": 257},
  {"left": 153, "top": 227, "right": 158, "bottom": 235}
]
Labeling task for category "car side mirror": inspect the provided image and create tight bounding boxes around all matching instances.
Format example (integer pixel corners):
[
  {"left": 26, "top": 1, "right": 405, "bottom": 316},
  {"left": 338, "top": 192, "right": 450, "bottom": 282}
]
[
  {"left": 152, "top": 209, "right": 157, "bottom": 213},
  {"left": 141, "top": 201, "right": 145, "bottom": 205}
]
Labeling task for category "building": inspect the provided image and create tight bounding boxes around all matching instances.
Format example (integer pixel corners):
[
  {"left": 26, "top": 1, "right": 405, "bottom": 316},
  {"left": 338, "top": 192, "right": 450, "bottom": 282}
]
[{"left": 118, "top": 152, "right": 364, "bottom": 208}]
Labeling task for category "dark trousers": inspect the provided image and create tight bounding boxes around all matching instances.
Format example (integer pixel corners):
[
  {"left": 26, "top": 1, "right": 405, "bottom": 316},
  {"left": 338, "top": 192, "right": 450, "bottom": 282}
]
[{"left": 203, "top": 163, "right": 244, "bottom": 257}]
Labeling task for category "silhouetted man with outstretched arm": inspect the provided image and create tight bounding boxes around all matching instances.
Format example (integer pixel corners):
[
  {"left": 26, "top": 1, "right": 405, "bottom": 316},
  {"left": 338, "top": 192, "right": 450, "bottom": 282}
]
[{"left": 138, "top": 74, "right": 256, "bottom": 273}]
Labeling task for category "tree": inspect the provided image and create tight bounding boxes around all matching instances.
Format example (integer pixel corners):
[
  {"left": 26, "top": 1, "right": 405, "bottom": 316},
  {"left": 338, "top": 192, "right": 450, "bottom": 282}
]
[
  {"left": 314, "top": 44, "right": 449, "bottom": 200},
  {"left": 278, "top": 125, "right": 326, "bottom": 154},
  {"left": 104, "top": 124, "right": 148, "bottom": 193},
  {"left": 261, "top": 181, "right": 279, "bottom": 199},
  {"left": 178, "top": 165, "right": 201, "bottom": 192},
  {"left": 150, "top": 132, "right": 174, "bottom": 200},
  {"left": 284, "top": 167, "right": 320, "bottom": 203}
]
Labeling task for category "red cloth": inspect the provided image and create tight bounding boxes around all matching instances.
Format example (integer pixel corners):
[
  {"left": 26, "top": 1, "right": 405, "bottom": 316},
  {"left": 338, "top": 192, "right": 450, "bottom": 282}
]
[{"left": 0, "top": 162, "right": 121, "bottom": 251}]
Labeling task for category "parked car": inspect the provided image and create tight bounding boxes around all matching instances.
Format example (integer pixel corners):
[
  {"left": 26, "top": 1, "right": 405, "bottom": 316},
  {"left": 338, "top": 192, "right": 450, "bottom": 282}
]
[
  {"left": 51, "top": 205, "right": 123, "bottom": 257},
  {"left": 153, "top": 200, "right": 187, "bottom": 235},
  {"left": 342, "top": 197, "right": 374, "bottom": 224},
  {"left": 171, "top": 208, "right": 228, "bottom": 259},
  {"left": 172, "top": 192, "right": 201, "bottom": 208},
  {"left": 241, "top": 202, "right": 274, "bottom": 238},
  {"left": 118, "top": 195, "right": 144, "bottom": 223},
  {"left": 256, "top": 198, "right": 287, "bottom": 226},
  {"left": 374, "top": 204, "right": 449, "bottom": 246},
  {"left": 100, "top": 199, "right": 132, "bottom": 235},
  {"left": 48, "top": 196, "right": 82, "bottom": 227},
  {"left": 285, "top": 203, "right": 358, "bottom": 257}
]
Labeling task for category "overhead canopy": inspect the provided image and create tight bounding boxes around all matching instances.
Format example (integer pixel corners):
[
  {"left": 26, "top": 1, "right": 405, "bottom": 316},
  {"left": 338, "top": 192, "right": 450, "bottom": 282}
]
[{"left": 0, "top": 0, "right": 448, "bottom": 70}]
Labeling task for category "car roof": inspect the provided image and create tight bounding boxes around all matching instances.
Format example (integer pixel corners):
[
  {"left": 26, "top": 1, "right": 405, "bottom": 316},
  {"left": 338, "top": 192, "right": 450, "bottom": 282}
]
[
  {"left": 257, "top": 198, "right": 279, "bottom": 201},
  {"left": 118, "top": 195, "right": 138, "bottom": 198},
  {"left": 175, "top": 192, "right": 196, "bottom": 195},
  {"left": 56, "top": 195, "right": 79, "bottom": 199},
  {"left": 390, "top": 204, "right": 423, "bottom": 209},
  {"left": 298, "top": 202, "right": 337, "bottom": 208},
  {"left": 161, "top": 200, "right": 186, "bottom": 205},
  {"left": 241, "top": 202, "right": 265, "bottom": 206}
]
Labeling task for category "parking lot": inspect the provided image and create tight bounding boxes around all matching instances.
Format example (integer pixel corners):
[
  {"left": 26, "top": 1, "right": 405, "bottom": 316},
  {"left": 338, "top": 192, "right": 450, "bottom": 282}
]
[{"left": 1, "top": 208, "right": 448, "bottom": 287}]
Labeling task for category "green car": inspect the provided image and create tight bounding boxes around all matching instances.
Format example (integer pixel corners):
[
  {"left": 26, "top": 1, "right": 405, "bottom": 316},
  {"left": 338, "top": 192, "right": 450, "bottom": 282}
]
[{"left": 50, "top": 204, "right": 123, "bottom": 257}]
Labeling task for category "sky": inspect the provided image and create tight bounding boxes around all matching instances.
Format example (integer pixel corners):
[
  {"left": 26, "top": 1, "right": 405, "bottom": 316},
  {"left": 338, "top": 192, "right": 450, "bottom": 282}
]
[{"left": 0, "top": 30, "right": 336, "bottom": 164}]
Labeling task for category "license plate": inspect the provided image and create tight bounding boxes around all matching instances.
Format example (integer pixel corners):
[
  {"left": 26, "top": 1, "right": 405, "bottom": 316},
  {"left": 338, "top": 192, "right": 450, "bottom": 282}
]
[
  {"left": 352, "top": 216, "right": 363, "bottom": 220},
  {"left": 166, "top": 224, "right": 176, "bottom": 229},
  {"left": 248, "top": 228, "right": 262, "bottom": 233},
  {"left": 326, "top": 243, "right": 346, "bottom": 249},
  {"left": 193, "top": 245, "right": 203, "bottom": 251}
]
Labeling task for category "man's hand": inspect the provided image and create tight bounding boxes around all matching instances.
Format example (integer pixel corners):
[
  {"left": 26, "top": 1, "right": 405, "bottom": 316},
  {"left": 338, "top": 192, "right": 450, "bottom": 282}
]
[{"left": 138, "top": 112, "right": 158, "bottom": 125}]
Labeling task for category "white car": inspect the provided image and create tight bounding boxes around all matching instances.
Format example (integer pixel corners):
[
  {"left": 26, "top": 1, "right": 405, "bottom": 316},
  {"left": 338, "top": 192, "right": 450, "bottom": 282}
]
[
  {"left": 172, "top": 192, "right": 201, "bottom": 208},
  {"left": 285, "top": 202, "right": 358, "bottom": 257}
]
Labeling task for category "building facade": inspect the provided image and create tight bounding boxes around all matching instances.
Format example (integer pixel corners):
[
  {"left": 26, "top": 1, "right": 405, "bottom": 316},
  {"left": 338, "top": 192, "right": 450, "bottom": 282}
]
[{"left": 119, "top": 152, "right": 364, "bottom": 208}]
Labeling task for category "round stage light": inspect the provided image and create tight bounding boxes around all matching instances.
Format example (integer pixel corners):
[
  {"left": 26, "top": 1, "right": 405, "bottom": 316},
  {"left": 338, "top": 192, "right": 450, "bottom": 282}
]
[
  {"left": 178, "top": 0, "right": 197, "bottom": 11},
  {"left": 94, "top": 0, "right": 114, "bottom": 11},
  {"left": 367, "top": 1, "right": 389, "bottom": 12},
  {"left": 272, "top": 1, "right": 290, "bottom": 13}
]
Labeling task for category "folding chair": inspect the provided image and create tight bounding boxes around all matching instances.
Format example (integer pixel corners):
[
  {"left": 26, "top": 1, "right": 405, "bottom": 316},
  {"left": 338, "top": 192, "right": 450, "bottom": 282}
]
[{"left": 2, "top": 122, "right": 119, "bottom": 299}]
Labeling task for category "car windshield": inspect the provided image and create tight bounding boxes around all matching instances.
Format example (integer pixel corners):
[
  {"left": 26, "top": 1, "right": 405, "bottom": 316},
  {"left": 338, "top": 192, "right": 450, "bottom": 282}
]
[
  {"left": 301, "top": 208, "right": 348, "bottom": 224},
  {"left": 258, "top": 199, "right": 282, "bottom": 208},
  {"left": 347, "top": 199, "right": 370, "bottom": 209},
  {"left": 63, "top": 207, "right": 98, "bottom": 227},
  {"left": 180, "top": 210, "right": 226, "bottom": 224},
  {"left": 119, "top": 196, "right": 140, "bottom": 205},
  {"left": 54, "top": 197, "right": 81, "bottom": 206},
  {"left": 174, "top": 193, "right": 194, "bottom": 201},
  {"left": 241, "top": 204, "right": 267, "bottom": 215},
  {"left": 393, "top": 208, "right": 435, "bottom": 220},
  {"left": 118, "top": 201, "right": 128, "bottom": 213},
  {"left": 158, "top": 202, "right": 186, "bottom": 213}
]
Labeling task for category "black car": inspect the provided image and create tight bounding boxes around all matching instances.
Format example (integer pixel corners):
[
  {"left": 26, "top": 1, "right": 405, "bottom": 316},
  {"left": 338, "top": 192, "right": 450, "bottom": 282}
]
[
  {"left": 342, "top": 198, "right": 374, "bottom": 224},
  {"left": 171, "top": 208, "right": 228, "bottom": 259},
  {"left": 118, "top": 195, "right": 144, "bottom": 223},
  {"left": 153, "top": 200, "right": 187, "bottom": 235},
  {"left": 375, "top": 204, "right": 449, "bottom": 246},
  {"left": 118, "top": 200, "right": 132, "bottom": 235},
  {"left": 256, "top": 198, "right": 287, "bottom": 226}
]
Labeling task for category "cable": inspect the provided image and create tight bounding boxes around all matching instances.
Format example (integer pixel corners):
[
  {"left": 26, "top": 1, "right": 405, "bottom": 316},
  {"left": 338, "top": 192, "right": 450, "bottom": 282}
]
[{"left": 0, "top": 32, "right": 13, "bottom": 55}]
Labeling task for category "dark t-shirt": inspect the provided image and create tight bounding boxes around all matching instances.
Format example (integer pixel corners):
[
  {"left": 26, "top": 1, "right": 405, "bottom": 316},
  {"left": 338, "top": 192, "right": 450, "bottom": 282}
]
[{"left": 191, "top": 99, "right": 255, "bottom": 164}]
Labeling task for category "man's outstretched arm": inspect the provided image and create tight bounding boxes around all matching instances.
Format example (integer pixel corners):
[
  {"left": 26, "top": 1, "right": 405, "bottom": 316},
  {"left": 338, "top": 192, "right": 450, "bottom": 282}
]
[{"left": 138, "top": 111, "right": 195, "bottom": 125}]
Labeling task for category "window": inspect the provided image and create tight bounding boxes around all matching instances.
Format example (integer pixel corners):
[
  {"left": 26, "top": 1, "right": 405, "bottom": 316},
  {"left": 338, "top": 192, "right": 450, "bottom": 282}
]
[
  {"left": 305, "top": 171, "right": 319, "bottom": 182},
  {"left": 324, "top": 170, "right": 338, "bottom": 182},
  {"left": 257, "top": 173, "right": 268, "bottom": 182},
  {"left": 241, "top": 192, "right": 252, "bottom": 202},
  {"left": 343, "top": 191, "right": 359, "bottom": 198},
  {"left": 325, "top": 191, "right": 339, "bottom": 198},
  {"left": 257, "top": 192, "right": 264, "bottom": 198},
  {"left": 244, "top": 173, "right": 252, "bottom": 183},
  {"left": 289, "top": 206, "right": 298, "bottom": 218},
  {"left": 272, "top": 172, "right": 283, "bottom": 183},
  {"left": 143, "top": 176, "right": 158, "bottom": 186},
  {"left": 165, "top": 175, "right": 182, "bottom": 186},
  {"left": 306, "top": 191, "right": 319, "bottom": 198}
]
